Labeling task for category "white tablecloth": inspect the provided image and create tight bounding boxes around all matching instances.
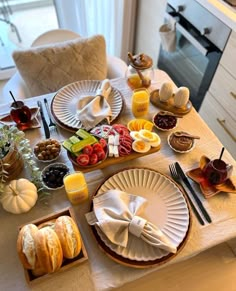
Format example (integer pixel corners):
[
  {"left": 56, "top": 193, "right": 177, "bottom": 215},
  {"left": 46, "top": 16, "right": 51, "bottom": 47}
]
[{"left": 0, "top": 70, "right": 236, "bottom": 291}]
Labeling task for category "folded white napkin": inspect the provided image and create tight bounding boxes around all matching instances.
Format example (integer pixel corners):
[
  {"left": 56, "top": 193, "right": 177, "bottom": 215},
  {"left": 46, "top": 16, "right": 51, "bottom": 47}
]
[
  {"left": 86, "top": 190, "right": 177, "bottom": 254},
  {"left": 76, "top": 79, "right": 112, "bottom": 130}
]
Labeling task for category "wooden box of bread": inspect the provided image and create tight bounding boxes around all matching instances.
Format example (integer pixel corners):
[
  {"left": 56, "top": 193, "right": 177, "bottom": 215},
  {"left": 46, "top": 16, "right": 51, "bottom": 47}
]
[{"left": 17, "top": 207, "right": 88, "bottom": 285}]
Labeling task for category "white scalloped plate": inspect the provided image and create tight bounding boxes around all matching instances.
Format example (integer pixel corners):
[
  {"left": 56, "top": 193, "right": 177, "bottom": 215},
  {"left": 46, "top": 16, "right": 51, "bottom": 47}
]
[
  {"left": 94, "top": 168, "right": 190, "bottom": 261},
  {"left": 51, "top": 80, "right": 123, "bottom": 130}
]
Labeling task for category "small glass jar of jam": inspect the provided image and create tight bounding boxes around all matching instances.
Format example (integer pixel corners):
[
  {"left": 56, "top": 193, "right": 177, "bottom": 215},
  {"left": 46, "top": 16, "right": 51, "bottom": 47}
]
[{"left": 126, "top": 52, "right": 154, "bottom": 90}]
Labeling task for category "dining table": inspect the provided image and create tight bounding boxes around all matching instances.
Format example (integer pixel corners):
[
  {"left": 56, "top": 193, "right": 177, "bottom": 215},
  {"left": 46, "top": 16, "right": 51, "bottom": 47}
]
[{"left": 0, "top": 69, "right": 236, "bottom": 291}]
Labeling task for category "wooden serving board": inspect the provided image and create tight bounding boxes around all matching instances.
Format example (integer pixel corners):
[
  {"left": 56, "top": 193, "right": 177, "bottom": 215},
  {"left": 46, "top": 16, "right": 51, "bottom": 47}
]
[
  {"left": 18, "top": 207, "right": 88, "bottom": 285},
  {"left": 68, "top": 145, "right": 161, "bottom": 173},
  {"left": 150, "top": 89, "right": 192, "bottom": 115}
]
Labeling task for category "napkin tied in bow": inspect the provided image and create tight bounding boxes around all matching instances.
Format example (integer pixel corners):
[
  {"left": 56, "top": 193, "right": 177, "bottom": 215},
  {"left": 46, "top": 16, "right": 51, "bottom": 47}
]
[
  {"left": 86, "top": 190, "right": 177, "bottom": 253},
  {"left": 76, "top": 79, "right": 112, "bottom": 130}
]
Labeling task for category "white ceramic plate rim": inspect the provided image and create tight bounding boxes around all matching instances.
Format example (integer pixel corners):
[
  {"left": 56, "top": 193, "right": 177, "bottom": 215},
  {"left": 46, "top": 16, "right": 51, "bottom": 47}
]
[
  {"left": 94, "top": 168, "right": 190, "bottom": 261},
  {"left": 51, "top": 80, "right": 123, "bottom": 130}
]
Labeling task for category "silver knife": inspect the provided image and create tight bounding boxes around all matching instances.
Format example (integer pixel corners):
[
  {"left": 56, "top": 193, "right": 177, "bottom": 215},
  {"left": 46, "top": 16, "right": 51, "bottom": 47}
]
[
  {"left": 175, "top": 162, "right": 212, "bottom": 223},
  {"left": 37, "top": 101, "right": 50, "bottom": 139}
]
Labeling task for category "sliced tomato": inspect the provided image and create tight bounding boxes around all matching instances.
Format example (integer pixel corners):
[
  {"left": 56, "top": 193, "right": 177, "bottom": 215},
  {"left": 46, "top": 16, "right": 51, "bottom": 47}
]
[
  {"left": 89, "top": 153, "right": 98, "bottom": 165},
  {"left": 92, "top": 143, "right": 103, "bottom": 153},
  {"left": 76, "top": 154, "right": 89, "bottom": 166},
  {"left": 96, "top": 148, "right": 106, "bottom": 161},
  {"left": 99, "top": 138, "right": 107, "bottom": 149},
  {"left": 82, "top": 145, "right": 93, "bottom": 155}
]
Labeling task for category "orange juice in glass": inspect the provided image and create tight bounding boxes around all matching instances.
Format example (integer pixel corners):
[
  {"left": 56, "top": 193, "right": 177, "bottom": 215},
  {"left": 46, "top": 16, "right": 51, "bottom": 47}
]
[
  {"left": 63, "top": 172, "right": 88, "bottom": 204},
  {"left": 131, "top": 88, "right": 150, "bottom": 118}
]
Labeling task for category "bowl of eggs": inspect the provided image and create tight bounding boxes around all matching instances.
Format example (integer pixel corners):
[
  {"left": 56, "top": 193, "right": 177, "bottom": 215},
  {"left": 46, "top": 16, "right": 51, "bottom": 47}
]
[{"left": 34, "top": 139, "right": 61, "bottom": 162}]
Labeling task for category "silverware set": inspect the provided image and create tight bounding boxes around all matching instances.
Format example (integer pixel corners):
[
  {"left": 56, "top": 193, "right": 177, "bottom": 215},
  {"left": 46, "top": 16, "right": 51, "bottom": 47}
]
[
  {"left": 44, "top": 98, "right": 58, "bottom": 134},
  {"left": 169, "top": 162, "right": 212, "bottom": 225},
  {"left": 37, "top": 99, "right": 58, "bottom": 138}
]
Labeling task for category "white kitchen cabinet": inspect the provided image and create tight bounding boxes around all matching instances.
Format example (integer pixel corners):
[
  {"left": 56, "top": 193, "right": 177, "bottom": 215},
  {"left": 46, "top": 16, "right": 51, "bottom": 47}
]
[
  {"left": 134, "top": 0, "right": 167, "bottom": 68},
  {"left": 200, "top": 91, "right": 236, "bottom": 158},
  {"left": 199, "top": 30, "right": 236, "bottom": 159},
  {"left": 220, "top": 30, "right": 236, "bottom": 77}
]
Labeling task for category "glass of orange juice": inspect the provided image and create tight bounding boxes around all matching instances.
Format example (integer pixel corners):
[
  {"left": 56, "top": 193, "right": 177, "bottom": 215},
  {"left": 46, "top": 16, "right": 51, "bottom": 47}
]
[
  {"left": 63, "top": 172, "right": 88, "bottom": 204},
  {"left": 131, "top": 88, "right": 150, "bottom": 118}
]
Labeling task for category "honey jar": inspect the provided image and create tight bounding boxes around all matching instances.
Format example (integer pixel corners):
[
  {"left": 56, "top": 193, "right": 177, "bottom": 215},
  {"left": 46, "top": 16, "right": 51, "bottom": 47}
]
[{"left": 126, "top": 52, "right": 154, "bottom": 90}]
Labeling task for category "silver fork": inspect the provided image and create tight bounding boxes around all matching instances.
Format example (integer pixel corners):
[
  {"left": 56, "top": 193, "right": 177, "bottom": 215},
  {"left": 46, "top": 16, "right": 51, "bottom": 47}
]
[
  {"left": 43, "top": 98, "right": 58, "bottom": 134},
  {"left": 169, "top": 163, "right": 205, "bottom": 225}
]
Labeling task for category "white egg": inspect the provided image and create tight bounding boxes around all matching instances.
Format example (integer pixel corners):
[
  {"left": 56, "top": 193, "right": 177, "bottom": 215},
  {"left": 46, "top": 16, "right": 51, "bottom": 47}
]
[
  {"left": 139, "top": 129, "right": 156, "bottom": 143},
  {"left": 149, "top": 132, "right": 161, "bottom": 147},
  {"left": 132, "top": 140, "right": 151, "bottom": 153},
  {"left": 130, "top": 131, "right": 142, "bottom": 140}
]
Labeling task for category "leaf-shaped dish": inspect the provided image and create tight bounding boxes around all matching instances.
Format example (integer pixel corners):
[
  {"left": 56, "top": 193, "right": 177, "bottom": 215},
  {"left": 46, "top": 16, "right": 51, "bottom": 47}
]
[
  {"left": 0, "top": 107, "right": 40, "bottom": 131},
  {"left": 186, "top": 155, "right": 236, "bottom": 198}
]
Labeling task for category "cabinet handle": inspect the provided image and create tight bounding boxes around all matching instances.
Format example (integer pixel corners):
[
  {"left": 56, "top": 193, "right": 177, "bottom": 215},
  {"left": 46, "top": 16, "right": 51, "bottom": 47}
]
[
  {"left": 217, "top": 118, "right": 236, "bottom": 142},
  {"left": 230, "top": 92, "right": 236, "bottom": 99}
]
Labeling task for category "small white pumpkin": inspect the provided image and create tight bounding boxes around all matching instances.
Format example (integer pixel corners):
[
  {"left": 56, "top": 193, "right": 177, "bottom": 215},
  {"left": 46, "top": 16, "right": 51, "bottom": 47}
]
[{"left": 1, "top": 179, "right": 38, "bottom": 214}]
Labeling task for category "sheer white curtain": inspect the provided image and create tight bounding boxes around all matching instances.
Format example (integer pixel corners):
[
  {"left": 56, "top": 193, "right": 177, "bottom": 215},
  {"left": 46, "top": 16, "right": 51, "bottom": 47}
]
[{"left": 54, "top": 0, "right": 136, "bottom": 61}]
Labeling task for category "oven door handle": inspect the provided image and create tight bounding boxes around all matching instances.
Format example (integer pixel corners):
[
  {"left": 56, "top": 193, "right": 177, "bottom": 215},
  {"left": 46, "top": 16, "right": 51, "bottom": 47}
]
[{"left": 176, "top": 22, "right": 208, "bottom": 56}]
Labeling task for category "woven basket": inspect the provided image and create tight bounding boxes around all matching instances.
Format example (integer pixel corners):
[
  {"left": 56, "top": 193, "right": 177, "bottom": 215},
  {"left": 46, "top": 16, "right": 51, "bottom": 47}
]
[{"left": 0, "top": 145, "right": 24, "bottom": 181}]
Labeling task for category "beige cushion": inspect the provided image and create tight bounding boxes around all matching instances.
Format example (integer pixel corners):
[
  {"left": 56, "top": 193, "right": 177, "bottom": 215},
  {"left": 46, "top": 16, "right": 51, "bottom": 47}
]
[{"left": 12, "top": 34, "right": 107, "bottom": 97}]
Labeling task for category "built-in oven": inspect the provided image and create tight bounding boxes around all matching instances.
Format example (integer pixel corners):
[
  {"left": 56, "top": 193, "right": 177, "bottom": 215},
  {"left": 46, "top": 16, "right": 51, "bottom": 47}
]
[{"left": 157, "top": 0, "right": 231, "bottom": 111}]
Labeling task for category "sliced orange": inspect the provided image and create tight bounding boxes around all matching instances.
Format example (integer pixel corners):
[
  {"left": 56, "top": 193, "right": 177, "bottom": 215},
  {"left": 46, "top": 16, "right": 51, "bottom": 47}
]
[{"left": 143, "top": 121, "right": 154, "bottom": 131}]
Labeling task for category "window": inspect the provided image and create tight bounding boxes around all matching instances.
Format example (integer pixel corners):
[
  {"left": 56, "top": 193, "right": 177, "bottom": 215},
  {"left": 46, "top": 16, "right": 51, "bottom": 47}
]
[{"left": 0, "top": 0, "right": 58, "bottom": 79}]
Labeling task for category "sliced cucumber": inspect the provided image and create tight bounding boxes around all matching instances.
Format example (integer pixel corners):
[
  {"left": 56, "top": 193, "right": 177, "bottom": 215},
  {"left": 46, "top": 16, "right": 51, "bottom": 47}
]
[
  {"left": 75, "top": 129, "right": 91, "bottom": 139},
  {"left": 62, "top": 140, "right": 73, "bottom": 151},
  {"left": 71, "top": 136, "right": 97, "bottom": 153},
  {"left": 69, "top": 135, "right": 81, "bottom": 144}
]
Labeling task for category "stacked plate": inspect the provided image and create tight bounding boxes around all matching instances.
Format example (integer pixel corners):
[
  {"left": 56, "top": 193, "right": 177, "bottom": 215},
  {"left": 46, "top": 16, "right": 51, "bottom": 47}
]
[
  {"left": 90, "top": 168, "right": 191, "bottom": 268},
  {"left": 51, "top": 80, "right": 123, "bottom": 132}
]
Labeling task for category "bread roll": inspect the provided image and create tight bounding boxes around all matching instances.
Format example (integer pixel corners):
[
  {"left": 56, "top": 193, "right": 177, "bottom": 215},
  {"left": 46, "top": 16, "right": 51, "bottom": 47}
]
[
  {"left": 54, "top": 216, "right": 82, "bottom": 259},
  {"left": 31, "top": 259, "right": 47, "bottom": 277},
  {"left": 35, "top": 227, "right": 63, "bottom": 273},
  {"left": 17, "top": 224, "right": 39, "bottom": 270},
  {"left": 174, "top": 87, "right": 189, "bottom": 108},
  {"left": 159, "top": 82, "right": 173, "bottom": 102},
  {"left": 38, "top": 219, "right": 56, "bottom": 230}
]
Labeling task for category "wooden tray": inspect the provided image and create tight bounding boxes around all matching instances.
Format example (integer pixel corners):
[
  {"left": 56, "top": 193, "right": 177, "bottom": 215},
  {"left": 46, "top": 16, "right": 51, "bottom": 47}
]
[
  {"left": 18, "top": 207, "right": 88, "bottom": 285},
  {"left": 89, "top": 167, "right": 192, "bottom": 268},
  {"left": 68, "top": 145, "right": 161, "bottom": 173},
  {"left": 150, "top": 89, "right": 192, "bottom": 115}
]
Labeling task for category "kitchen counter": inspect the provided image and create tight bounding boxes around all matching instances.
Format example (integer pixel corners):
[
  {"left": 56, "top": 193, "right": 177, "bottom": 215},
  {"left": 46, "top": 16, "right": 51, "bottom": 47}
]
[{"left": 197, "top": 0, "right": 236, "bottom": 31}]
